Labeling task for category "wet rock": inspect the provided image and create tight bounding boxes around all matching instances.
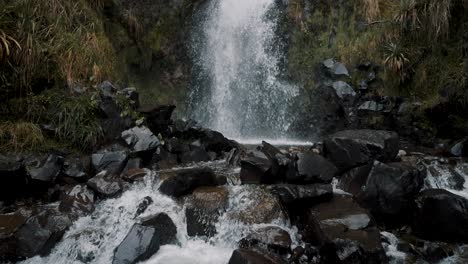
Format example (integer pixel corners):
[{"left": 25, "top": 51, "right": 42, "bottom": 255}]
[
  {"left": 123, "top": 158, "right": 142, "bottom": 172},
  {"left": 287, "top": 152, "right": 337, "bottom": 184},
  {"left": 121, "top": 126, "right": 160, "bottom": 153},
  {"left": 337, "top": 163, "right": 373, "bottom": 196},
  {"left": 324, "top": 129, "right": 399, "bottom": 171},
  {"left": 0, "top": 155, "right": 27, "bottom": 201},
  {"left": 138, "top": 105, "right": 176, "bottom": 136},
  {"left": 226, "top": 148, "right": 246, "bottom": 167},
  {"left": 413, "top": 189, "right": 468, "bottom": 243},
  {"left": 25, "top": 154, "right": 63, "bottom": 184},
  {"left": 239, "top": 226, "right": 292, "bottom": 254},
  {"left": 135, "top": 196, "right": 153, "bottom": 217},
  {"left": 140, "top": 213, "right": 177, "bottom": 245},
  {"left": 16, "top": 208, "right": 71, "bottom": 258},
  {"left": 186, "top": 186, "right": 229, "bottom": 237},
  {"left": 112, "top": 223, "right": 160, "bottom": 264},
  {"left": 357, "top": 161, "right": 425, "bottom": 224},
  {"left": 300, "top": 194, "right": 386, "bottom": 263},
  {"left": 269, "top": 184, "right": 332, "bottom": 207},
  {"left": 450, "top": 139, "right": 468, "bottom": 157},
  {"left": 91, "top": 150, "right": 128, "bottom": 174},
  {"left": 87, "top": 172, "right": 123, "bottom": 197},
  {"left": 165, "top": 137, "right": 190, "bottom": 154},
  {"left": 62, "top": 156, "right": 88, "bottom": 182},
  {"left": 0, "top": 212, "right": 29, "bottom": 260},
  {"left": 159, "top": 167, "right": 225, "bottom": 198},
  {"left": 122, "top": 168, "right": 148, "bottom": 182},
  {"left": 197, "top": 129, "right": 237, "bottom": 154},
  {"left": 332, "top": 81, "right": 356, "bottom": 100},
  {"left": 180, "top": 147, "right": 211, "bottom": 164},
  {"left": 228, "top": 249, "right": 287, "bottom": 264},
  {"left": 99, "top": 80, "right": 116, "bottom": 98},
  {"left": 358, "top": 101, "right": 385, "bottom": 112},
  {"left": 59, "top": 184, "right": 95, "bottom": 219},
  {"left": 154, "top": 147, "right": 178, "bottom": 170},
  {"left": 322, "top": 58, "right": 350, "bottom": 77},
  {"left": 240, "top": 154, "right": 273, "bottom": 184},
  {"left": 231, "top": 190, "right": 285, "bottom": 225}
]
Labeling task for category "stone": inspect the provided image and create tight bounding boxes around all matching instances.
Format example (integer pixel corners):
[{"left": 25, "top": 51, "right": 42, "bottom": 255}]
[
  {"left": 121, "top": 126, "right": 160, "bottom": 153},
  {"left": 323, "top": 129, "right": 399, "bottom": 171},
  {"left": 337, "top": 163, "right": 373, "bottom": 196},
  {"left": 358, "top": 101, "right": 384, "bottom": 112},
  {"left": 138, "top": 105, "right": 176, "bottom": 136},
  {"left": 112, "top": 224, "right": 160, "bottom": 264},
  {"left": 332, "top": 81, "right": 356, "bottom": 99},
  {"left": 99, "top": 80, "right": 116, "bottom": 98},
  {"left": 287, "top": 152, "right": 337, "bottom": 184},
  {"left": 59, "top": 184, "right": 95, "bottom": 219},
  {"left": 135, "top": 196, "right": 153, "bottom": 217},
  {"left": 300, "top": 194, "right": 386, "bottom": 263},
  {"left": 230, "top": 189, "right": 285, "bottom": 225},
  {"left": 16, "top": 208, "right": 71, "bottom": 258},
  {"left": 91, "top": 150, "right": 128, "bottom": 174},
  {"left": 180, "top": 147, "right": 211, "bottom": 164},
  {"left": 239, "top": 226, "right": 292, "bottom": 254},
  {"left": 165, "top": 137, "right": 190, "bottom": 153},
  {"left": 0, "top": 211, "right": 29, "bottom": 260},
  {"left": 240, "top": 155, "right": 272, "bottom": 184},
  {"left": 118, "top": 87, "right": 140, "bottom": 108},
  {"left": 140, "top": 213, "right": 177, "bottom": 245},
  {"left": 62, "top": 156, "right": 88, "bottom": 181},
  {"left": 186, "top": 186, "right": 229, "bottom": 237},
  {"left": 122, "top": 168, "right": 148, "bottom": 182},
  {"left": 357, "top": 161, "right": 425, "bottom": 224},
  {"left": 450, "top": 139, "right": 468, "bottom": 157},
  {"left": 25, "top": 154, "right": 63, "bottom": 183},
  {"left": 228, "top": 249, "right": 287, "bottom": 264},
  {"left": 159, "top": 167, "right": 225, "bottom": 198},
  {"left": 0, "top": 155, "right": 27, "bottom": 201},
  {"left": 413, "top": 189, "right": 468, "bottom": 243},
  {"left": 269, "top": 184, "right": 333, "bottom": 207},
  {"left": 154, "top": 147, "right": 178, "bottom": 170},
  {"left": 322, "top": 58, "right": 350, "bottom": 77},
  {"left": 87, "top": 172, "right": 123, "bottom": 197}
]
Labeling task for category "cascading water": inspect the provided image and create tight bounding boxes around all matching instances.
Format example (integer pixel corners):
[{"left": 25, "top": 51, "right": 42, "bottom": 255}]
[{"left": 189, "top": 0, "right": 298, "bottom": 142}]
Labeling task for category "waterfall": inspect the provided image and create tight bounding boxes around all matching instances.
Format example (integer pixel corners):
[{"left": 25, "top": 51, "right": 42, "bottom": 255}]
[{"left": 190, "top": 0, "right": 298, "bottom": 142}]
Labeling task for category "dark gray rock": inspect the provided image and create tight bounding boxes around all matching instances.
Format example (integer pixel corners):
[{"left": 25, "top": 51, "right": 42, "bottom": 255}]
[
  {"left": 413, "top": 189, "right": 468, "bottom": 243},
  {"left": 0, "top": 211, "right": 29, "bottom": 260},
  {"left": 239, "top": 226, "right": 292, "bottom": 254},
  {"left": 62, "top": 156, "right": 88, "bottom": 182},
  {"left": 180, "top": 147, "right": 211, "bottom": 164},
  {"left": 25, "top": 154, "right": 63, "bottom": 183},
  {"left": 16, "top": 208, "right": 71, "bottom": 258},
  {"left": 159, "top": 167, "right": 225, "bottom": 198},
  {"left": 332, "top": 81, "right": 356, "bottom": 99},
  {"left": 269, "top": 184, "right": 332, "bottom": 207},
  {"left": 337, "top": 163, "right": 373, "bottom": 196},
  {"left": 0, "top": 155, "right": 27, "bottom": 201},
  {"left": 240, "top": 154, "right": 273, "bottom": 184},
  {"left": 91, "top": 150, "right": 128, "bottom": 174},
  {"left": 59, "top": 184, "right": 95, "bottom": 219},
  {"left": 121, "top": 126, "right": 160, "bottom": 153},
  {"left": 138, "top": 105, "right": 176, "bottom": 136},
  {"left": 357, "top": 161, "right": 425, "bottom": 224},
  {"left": 135, "top": 196, "right": 153, "bottom": 217},
  {"left": 165, "top": 137, "right": 190, "bottom": 154},
  {"left": 112, "top": 224, "right": 160, "bottom": 264},
  {"left": 154, "top": 147, "right": 178, "bottom": 170},
  {"left": 118, "top": 87, "right": 140, "bottom": 108},
  {"left": 122, "top": 168, "right": 148, "bottom": 182},
  {"left": 87, "top": 172, "right": 123, "bottom": 197},
  {"left": 186, "top": 186, "right": 228, "bottom": 237},
  {"left": 228, "top": 249, "right": 287, "bottom": 264},
  {"left": 324, "top": 129, "right": 399, "bottom": 171},
  {"left": 358, "top": 101, "right": 385, "bottom": 112},
  {"left": 140, "top": 213, "right": 177, "bottom": 245},
  {"left": 300, "top": 194, "right": 386, "bottom": 263},
  {"left": 450, "top": 139, "right": 468, "bottom": 157},
  {"left": 322, "top": 58, "right": 350, "bottom": 77},
  {"left": 99, "top": 81, "right": 116, "bottom": 98},
  {"left": 287, "top": 152, "right": 337, "bottom": 184}
]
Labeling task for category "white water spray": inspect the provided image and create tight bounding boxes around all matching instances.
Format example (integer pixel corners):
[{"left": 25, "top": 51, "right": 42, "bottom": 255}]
[{"left": 190, "top": 0, "right": 298, "bottom": 141}]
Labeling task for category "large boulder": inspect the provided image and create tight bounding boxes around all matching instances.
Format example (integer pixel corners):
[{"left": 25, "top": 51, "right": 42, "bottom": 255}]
[
  {"left": 0, "top": 211, "right": 29, "bottom": 261},
  {"left": 286, "top": 152, "right": 337, "bottom": 184},
  {"left": 239, "top": 226, "right": 292, "bottom": 254},
  {"left": 87, "top": 172, "right": 123, "bottom": 198},
  {"left": 413, "top": 189, "right": 468, "bottom": 243},
  {"left": 91, "top": 150, "right": 128, "bottom": 175},
  {"left": 450, "top": 139, "right": 468, "bottom": 157},
  {"left": 300, "top": 194, "right": 386, "bottom": 263},
  {"left": 269, "top": 184, "right": 333, "bottom": 208},
  {"left": 140, "top": 213, "right": 177, "bottom": 245},
  {"left": 240, "top": 153, "right": 273, "bottom": 184},
  {"left": 180, "top": 147, "right": 212, "bottom": 164},
  {"left": 121, "top": 126, "right": 160, "bottom": 153},
  {"left": 228, "top": 249, "right": 287, "bottom": 264},
  {"left": 323, "top": 129, "right": 399, "bottom": 171},
  {"left": 24, "top": 154, "right": 63, "bottom": 184},
  {"left": 159, "top": 167, "right": 226, "bottom": 198},
  {"left": 138, "top": 105, "right": 176, "bottom": 136},
  {"left": 0, "top": 155, "right": 27, "bottom": 201},
  {"left": 15, "top": 208, "right": 71, "bottom": 258},
  {"left": 337, "top": 163, "right": 373, "bottom": 196},
  {"left": 112, "top": 224, "right": 160, "bottom": 264},
  {"left": 357, "top": 161, "right": 425, "bottom": 224},
  {"left": 61, "top": 156, "right": 89, "bottom": 183},
  {"left": 58, "top": 184, "right": 95, "bottom": 219},
  {"left": 186, "top": 186, "right": 229, "bottom": 237}
]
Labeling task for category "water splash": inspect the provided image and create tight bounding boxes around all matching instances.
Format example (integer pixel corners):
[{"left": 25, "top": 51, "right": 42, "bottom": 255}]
[{"left": 190, "top": 0, "right": 298, "bottom": 140}]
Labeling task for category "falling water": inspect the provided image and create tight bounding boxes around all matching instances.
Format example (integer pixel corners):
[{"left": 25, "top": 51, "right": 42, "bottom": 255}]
[{"left": 190, "top": 0, "right": 298, "bottom": 142}]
